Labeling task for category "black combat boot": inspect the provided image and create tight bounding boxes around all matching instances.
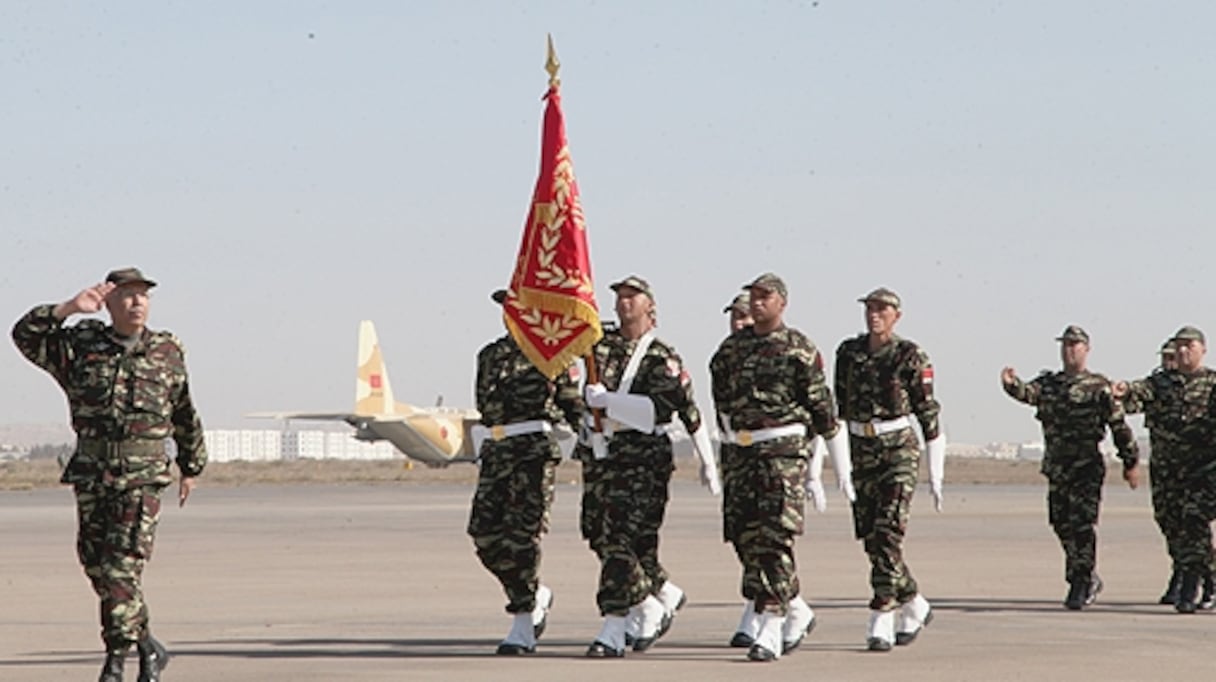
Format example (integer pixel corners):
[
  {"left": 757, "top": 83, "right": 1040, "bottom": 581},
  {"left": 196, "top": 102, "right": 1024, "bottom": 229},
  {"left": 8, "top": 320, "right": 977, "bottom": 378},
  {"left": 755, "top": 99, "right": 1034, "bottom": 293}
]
[
  {"left": 1063, "top": 580, "right": 1086, "bottom": 610},
  {"left": 1199, "top": 575, "right": 1214, "bottom": 610},
  {"left": 136, "top": 636, "right": 170, "bottom": 682},
  {"left": 1159, "top": 570, "right": 1181, "bottom": 605},
  {"left": 98, "top": 648, "right": 126, "bottom": 682},
  {"left": 1175, "top": 573, "right": 1200, "bottom": 614}
]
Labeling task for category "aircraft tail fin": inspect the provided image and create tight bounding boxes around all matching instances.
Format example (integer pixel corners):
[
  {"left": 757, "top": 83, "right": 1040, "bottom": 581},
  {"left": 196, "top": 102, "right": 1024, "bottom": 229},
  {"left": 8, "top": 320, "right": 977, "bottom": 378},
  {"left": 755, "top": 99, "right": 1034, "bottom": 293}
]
[{"left": 355, "top": 320, "right": 397, "bottom": 416}]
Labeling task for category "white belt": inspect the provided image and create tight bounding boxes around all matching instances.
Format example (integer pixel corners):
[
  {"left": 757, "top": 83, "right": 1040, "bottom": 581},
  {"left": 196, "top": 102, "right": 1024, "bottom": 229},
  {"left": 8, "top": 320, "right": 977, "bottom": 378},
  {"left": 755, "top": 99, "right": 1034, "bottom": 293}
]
[
  {"left": 722, "top": 423, "right": 806, "bottom": 446},
  {"left": 472, "top": 420, "right": 552, "bottom": 443},
  {"left": 847, "top": 416, "right": 912, "bottom": 438},
  {"left": 581, "top": 416, "right": 673, "bottom": 439}
]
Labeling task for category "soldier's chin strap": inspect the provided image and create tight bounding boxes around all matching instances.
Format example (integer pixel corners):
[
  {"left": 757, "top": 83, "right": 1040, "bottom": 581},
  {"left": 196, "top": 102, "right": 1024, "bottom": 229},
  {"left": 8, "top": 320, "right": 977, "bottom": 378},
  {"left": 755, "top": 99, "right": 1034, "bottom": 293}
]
[
  {"left": 825, "top": 427, "right": 856, "bottom": 503},
  {"left": 925, "top": 435, "right": 946, "bottom": 512},
  {"left": 690, "top": 423, "right": 722, "bottom": 496}
]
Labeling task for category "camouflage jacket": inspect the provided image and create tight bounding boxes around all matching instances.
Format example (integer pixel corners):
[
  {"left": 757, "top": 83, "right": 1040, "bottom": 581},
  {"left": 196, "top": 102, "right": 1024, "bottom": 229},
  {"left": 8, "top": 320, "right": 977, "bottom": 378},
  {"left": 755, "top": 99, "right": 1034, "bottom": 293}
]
[
  {"left": 1004, "top": 368, "right": 1138, "bottom": 466},
  {"left": 475, "top": 334, "right": 582, "bottom": 429},
  {"left": 576, "top": 326, "right": 701, "bottom": 462},
  {"left": 11, "top": 304, "right": 207, "bottom": 480},
  {"left": 835, "top": 333, "right": 940, "bottom": 441},
  {"left": 1124, "top": 366, "right": 1216, "bottom": 449},
  {"left": 711, "top": 324, "right": 839, "bottom": 455}
]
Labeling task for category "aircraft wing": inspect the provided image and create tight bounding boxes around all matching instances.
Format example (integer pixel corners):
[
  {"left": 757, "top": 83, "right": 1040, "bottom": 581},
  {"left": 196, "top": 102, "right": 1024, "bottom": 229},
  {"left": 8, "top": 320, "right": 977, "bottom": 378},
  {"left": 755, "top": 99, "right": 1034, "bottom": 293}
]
[{"left": 246, "top": 411, "right": 359, "bottom": 423}]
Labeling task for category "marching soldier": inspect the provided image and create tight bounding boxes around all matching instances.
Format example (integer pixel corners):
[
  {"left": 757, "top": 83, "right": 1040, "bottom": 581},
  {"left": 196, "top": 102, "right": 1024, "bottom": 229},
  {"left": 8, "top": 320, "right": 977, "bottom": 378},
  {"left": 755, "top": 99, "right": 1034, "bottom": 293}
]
[
  {"left": 12, "top": 267, "right": 206, "bottom": 682},
  {"left": 1114, "top": 327, "right": 1216, "bottom": 613},
  {"left": 466, "top": 289, "right": 582, "bottom": 654},
  {"left": 1119, "top": 340, "right": 1186, "bottom": 605},
  {"left": 711, "top": 273, "right": 852, "bottom": 662},
  {"left": 1002, "top": 325, "right": 1139, "bottom": 611},
  {"left": 578, "top": 275, "right": 720, "bottom": 657},
  {"left": 836, "top": 287, "right": 942, "bottom": 651}
]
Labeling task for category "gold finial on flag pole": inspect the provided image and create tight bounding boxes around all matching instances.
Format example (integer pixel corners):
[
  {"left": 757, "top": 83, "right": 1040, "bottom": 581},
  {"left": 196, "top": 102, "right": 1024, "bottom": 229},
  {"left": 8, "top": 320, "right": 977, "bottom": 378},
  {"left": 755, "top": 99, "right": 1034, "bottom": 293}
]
[{"left": 545, "top": 34, "right": 561, "bottom": 88}]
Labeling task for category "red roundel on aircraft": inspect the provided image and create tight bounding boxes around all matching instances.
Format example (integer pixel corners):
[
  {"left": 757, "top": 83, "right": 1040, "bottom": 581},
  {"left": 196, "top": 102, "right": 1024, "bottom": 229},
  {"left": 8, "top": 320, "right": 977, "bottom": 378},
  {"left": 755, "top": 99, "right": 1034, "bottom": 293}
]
[
  {"left": 440, "top": 426, "right": 448, "bottom": 439},
  {"left": 370, "top": 374, "right": 383, "bottom": 389}
]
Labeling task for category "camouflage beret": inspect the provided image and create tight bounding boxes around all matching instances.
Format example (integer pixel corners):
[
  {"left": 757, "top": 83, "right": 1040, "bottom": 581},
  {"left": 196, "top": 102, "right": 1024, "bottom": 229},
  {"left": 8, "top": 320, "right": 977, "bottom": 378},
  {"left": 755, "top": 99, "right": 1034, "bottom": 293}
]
[
  {"left": 1174, "top": 326, "right": 1206, "bottom": 344},
  {"left": 490, "top": 289, "right": 508, "bottom": 304},
  {"left": 858, "top": 287, "right": 901, "bottom": 309},
  {"left": 105, "top": 267, "right": 157, "bottom": 288},
  {"left": 1160, "top": 339, "right": 1177, "bottom": 355},
  {"left": 723, "top": 292, "right": 750, "bottom": 314},
  {"left": 742, "top": 272, "right": 787, "bottom": 299},
  {"left": 1055, "top": 325, "right": 1090, "bottom": 344},
  {"left": 610, "top": 275, "right": 654, "bottom": 300}
]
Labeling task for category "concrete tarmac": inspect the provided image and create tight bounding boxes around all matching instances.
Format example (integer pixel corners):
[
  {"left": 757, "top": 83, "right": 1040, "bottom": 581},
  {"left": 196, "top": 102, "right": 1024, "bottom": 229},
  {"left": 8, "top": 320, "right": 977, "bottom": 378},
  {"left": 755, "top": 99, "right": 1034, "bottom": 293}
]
[{"left": 1, "top": 481, "right": 1209, "bottom": 681}]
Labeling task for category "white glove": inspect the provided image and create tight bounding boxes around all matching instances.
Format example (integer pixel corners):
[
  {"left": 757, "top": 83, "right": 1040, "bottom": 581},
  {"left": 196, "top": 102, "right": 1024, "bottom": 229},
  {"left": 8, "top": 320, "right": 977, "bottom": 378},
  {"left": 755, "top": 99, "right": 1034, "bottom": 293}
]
[
  {"left": 806, "top": 477, "right": 827, "bottom": 513},
  {"left": 805, "top": 436, "right": 827, "bottom": 512},
  {"left": 825, "top": 428, "right": 856, "bottom": 503},
  {"left": 925, "top": 434, "right": 946, "bottom": 512},
  {"left": 585, "top": 383, "right": 609, "bottom": 409},
  {"left": 691, "top": 423, "right": 722, "bottom": 496}
]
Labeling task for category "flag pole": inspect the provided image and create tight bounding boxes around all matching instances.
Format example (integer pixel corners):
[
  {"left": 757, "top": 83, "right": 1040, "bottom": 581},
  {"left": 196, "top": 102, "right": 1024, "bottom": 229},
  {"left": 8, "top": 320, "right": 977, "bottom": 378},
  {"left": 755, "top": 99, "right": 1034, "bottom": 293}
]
[{"left": 545, "top": 34, "right": 602, "bottom": 426}]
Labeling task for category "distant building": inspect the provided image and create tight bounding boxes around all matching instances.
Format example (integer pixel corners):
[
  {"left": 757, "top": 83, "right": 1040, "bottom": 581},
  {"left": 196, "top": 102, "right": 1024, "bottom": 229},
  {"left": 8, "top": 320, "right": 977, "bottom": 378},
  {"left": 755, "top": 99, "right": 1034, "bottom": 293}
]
[{"left": 204, "top": 429, "right": 398, "bottom": 462}]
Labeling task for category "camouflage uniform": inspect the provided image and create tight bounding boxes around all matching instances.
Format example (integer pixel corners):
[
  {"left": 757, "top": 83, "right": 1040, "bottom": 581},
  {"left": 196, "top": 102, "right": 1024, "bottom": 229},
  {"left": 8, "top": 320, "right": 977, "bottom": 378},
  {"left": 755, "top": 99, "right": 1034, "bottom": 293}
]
[
  {"left": 835, "top": 333, "right": 940, "bottom": 611},
  {"left": 467, "top": 334, "right": 581, "bottom": 614},
  {"left": 1122, "top": 366, "right": 1187, "bottom": 580},
  {"left": 1003, "top": 370, "right": 1138, "bottom": 586},
  {"left": 711, "top": 325, "right": 838, "bottom": 614},
  {"left": 1123, "top": 367, "right": 1216, "bottom": 585},
  {"left": 576, "top": 325, "right": 701, "bottom": 616},
  {"left": 11, "top": 303, "right": 206, "bottom": 650}
]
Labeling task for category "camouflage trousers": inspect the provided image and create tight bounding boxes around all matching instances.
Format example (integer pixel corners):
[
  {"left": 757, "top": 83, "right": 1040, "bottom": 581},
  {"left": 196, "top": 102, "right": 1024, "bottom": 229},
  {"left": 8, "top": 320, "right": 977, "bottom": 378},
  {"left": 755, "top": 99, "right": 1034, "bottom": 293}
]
[
  {"left": 722, "top": 451, "right": 807, "bottom": 615},
  {"left": 467, "top": 443, "right": 558, "bottom": 614},
  {"left": 1044, "top": 460, "right": 1103, "bottom": 584},
  {"left": 580, "top": 458, "right": 673, "bottom": 616},
  {"left": 74, "top": 482, "right": 163, "bottom": 649},
  {"left": 850, "top": 431, "right": 920, "bottom": 611},
  {"left": 1153, "top": 452, "right": 1216, "bottom": 579}
]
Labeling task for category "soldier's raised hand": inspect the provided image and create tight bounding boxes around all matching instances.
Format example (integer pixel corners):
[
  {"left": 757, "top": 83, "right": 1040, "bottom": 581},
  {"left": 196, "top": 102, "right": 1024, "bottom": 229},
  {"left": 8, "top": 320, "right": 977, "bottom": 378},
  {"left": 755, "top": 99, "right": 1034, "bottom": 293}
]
[
  {"left": 1111, "top": 381, "right": 1129, "bottom": 399},
  {"left": 1000, "top": 367, "right": 1018, "bottom": 386},
  {"left": 55, "top": 282, "right": 116, "bottom": 319}
]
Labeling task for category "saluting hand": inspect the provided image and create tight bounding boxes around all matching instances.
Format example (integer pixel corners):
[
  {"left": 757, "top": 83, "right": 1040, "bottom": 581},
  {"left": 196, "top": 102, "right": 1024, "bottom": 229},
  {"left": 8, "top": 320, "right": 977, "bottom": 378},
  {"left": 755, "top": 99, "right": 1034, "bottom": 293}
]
[{"left": 55, "top": 283, "right": 116, "bottom": 319}]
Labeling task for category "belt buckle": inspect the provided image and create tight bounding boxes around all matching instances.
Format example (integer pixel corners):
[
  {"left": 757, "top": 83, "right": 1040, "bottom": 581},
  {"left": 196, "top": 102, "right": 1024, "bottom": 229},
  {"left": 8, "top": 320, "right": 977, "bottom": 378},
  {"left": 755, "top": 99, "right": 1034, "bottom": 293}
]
[
  {"left": 490, "top": 425, "right": 506, "bottom": 441},
  {"left": 737, "top": 430, "right": 754, "bottom": 447},
  {"left": 863, "top": 423, "right": 877, "bottom": 438}
]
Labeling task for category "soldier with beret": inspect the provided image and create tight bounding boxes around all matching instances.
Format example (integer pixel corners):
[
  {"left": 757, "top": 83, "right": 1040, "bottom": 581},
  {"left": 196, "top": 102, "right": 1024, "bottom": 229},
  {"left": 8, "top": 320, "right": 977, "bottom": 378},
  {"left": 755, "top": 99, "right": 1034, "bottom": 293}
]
[
  {"left": 12, "top": 267, "right": 207, "bottom": 682},
  {"left": 1002, "top": 325, "right": 1139, "bottom": 611},
  {"left": 711, "top": 273, "right": 852, "bottom": 661},
  {"left": 466, "top": 289, "right": 582, "bottom": 654},
  {"left": 836, "top": 287, "right": 942, "bottom": 651},
  {"left": 1114, "top": 327, "right": 1216, "bottom": 613},
  {"left": 578, "top": 275, "right": 719, "bottom": 657}
]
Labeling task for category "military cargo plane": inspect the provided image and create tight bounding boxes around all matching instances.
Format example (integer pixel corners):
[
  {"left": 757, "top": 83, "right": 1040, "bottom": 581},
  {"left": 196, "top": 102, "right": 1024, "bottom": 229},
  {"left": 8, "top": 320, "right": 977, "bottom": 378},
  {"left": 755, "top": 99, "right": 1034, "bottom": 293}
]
[{"left": 249, "top": 321, "right": 480, "bottom": 466}]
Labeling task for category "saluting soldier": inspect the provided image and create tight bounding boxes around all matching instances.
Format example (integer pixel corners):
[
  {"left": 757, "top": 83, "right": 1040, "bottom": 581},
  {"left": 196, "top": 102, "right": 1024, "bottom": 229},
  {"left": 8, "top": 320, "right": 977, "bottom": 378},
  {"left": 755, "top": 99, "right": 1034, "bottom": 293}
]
[
  {"left": 835, "top": 287, "right": 942, "bottom": 652},
  {"left": 466, "top": 289, "right": 583, "bottom": 654},
  {"left": 711, "top": 273, "right": 852, "bottom": 662},
  {"left": 12, "top": 268, "right": 206, "bottom": 682},
  {"left": 578, "top": 275, "right": 719, "bottom": 658},
  {"left": 1114, "top": 327, "right": 1215, "bottom": 613},
  {"left": 1002, "top": 325, "right": 1139, "bottom": 612}
]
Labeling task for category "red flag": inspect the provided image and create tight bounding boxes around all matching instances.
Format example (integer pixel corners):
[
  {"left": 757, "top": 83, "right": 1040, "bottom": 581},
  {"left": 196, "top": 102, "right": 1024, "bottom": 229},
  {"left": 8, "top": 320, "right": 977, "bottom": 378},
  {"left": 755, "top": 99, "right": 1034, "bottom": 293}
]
[{"left": 503, "top": 72, "right": 602, "bottom": 379}]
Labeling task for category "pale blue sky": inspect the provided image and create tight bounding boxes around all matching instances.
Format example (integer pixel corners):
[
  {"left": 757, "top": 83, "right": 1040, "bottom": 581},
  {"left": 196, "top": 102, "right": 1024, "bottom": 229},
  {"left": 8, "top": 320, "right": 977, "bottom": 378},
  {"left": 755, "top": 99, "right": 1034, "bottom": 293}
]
[{"left": 3, "top": 1, "right": 1213, "bottom": 444}]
